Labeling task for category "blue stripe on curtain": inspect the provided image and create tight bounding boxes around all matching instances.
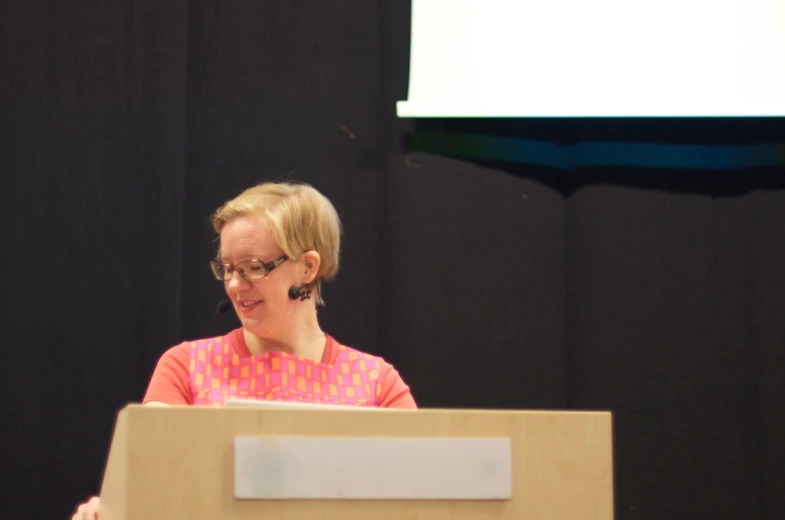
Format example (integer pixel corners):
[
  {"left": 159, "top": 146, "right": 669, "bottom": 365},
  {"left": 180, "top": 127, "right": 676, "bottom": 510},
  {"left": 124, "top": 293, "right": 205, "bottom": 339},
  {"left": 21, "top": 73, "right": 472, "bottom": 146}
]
[{"left": 408, "top": 131, "right": 785, "bottom": 171}]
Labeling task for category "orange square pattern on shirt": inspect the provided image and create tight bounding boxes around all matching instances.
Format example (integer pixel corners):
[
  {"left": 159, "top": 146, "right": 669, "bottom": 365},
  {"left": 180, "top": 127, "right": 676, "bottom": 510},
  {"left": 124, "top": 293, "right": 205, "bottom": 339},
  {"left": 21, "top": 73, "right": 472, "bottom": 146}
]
[{"left": 188, "top": 336, "right": 382, "bottom": 406}]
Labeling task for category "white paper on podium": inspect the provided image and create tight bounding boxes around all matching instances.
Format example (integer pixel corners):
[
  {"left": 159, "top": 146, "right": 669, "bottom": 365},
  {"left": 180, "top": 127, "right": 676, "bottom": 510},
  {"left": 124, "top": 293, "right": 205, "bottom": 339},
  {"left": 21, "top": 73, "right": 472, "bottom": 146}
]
[{"left": 234, "top": 436, "right": 512, "bottom": 500}]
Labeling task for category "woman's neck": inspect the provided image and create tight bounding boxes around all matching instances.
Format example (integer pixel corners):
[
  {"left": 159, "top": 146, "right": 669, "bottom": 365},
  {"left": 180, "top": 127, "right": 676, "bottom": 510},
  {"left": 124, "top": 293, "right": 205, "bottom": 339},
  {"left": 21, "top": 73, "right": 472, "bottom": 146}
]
[{"left": 243, "top": 309, "right": 325, "bottom": 361}]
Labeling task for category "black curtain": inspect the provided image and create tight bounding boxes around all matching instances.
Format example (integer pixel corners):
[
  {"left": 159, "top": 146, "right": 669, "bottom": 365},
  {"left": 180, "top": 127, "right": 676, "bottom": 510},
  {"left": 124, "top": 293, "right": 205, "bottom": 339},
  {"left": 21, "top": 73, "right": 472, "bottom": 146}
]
[{"left": 2, "top": 2, "right": 783, "bottom": 520}]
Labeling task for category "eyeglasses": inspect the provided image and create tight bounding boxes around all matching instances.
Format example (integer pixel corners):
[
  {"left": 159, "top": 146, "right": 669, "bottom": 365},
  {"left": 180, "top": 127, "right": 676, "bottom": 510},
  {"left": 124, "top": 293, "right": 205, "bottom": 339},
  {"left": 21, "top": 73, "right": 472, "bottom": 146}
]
[{"left": 209, "top": 255, "right": 288, "bottom": 281}]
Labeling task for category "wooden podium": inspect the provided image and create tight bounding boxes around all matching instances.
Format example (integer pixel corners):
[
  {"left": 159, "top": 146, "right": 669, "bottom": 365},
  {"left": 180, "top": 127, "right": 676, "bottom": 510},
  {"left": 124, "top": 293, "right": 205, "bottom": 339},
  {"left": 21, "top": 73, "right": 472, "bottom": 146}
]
[{"left": 98, "top": 405, "right": 614, "bottom": 520}]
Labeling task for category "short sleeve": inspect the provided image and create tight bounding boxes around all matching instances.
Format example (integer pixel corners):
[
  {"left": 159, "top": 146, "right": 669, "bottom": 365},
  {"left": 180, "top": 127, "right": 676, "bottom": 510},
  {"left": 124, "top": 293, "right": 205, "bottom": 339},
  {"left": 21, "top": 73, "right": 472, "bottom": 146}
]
[
  {"left": 142, "top": 343, "right": 193, "bottom": 405},
  {"left": 378, "top": 361, "right": 417, "bottom": 409}
]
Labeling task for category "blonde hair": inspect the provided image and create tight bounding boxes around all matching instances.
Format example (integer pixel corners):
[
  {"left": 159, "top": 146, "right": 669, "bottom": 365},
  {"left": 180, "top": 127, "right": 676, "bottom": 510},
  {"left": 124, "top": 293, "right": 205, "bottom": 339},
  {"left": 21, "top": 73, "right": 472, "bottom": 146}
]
[{"left": 211, "top": 181, "right": 342, "bottom": 305}]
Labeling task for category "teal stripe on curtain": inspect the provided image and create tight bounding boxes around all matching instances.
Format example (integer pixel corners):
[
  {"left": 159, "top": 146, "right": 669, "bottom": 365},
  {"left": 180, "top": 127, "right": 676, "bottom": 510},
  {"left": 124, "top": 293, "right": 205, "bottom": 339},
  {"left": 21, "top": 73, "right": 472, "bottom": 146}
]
[{"left": 408, "top": 131, "right": 785, "bottom": 171}]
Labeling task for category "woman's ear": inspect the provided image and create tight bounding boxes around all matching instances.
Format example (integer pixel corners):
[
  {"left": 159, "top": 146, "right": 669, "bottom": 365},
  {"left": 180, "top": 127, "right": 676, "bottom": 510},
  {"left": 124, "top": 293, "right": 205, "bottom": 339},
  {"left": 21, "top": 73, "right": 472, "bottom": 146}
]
[{"left": 300, "top": 251, "right": 321, "bottom": 284}]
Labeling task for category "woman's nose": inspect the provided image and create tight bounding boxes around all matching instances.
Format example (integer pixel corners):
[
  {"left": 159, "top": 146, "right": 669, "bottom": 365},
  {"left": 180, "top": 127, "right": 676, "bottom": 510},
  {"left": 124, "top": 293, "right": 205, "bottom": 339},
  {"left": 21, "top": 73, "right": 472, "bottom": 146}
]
[{"left": 225, "top": 270, "right": 251, "bottom": 292}]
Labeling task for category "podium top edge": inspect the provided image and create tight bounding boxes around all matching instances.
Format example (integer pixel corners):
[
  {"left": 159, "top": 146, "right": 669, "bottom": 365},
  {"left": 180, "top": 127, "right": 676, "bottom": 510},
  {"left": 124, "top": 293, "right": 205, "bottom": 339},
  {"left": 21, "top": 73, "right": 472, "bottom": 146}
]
[{"left": 119, "top": 404, "right": 612, "bottom": 417}]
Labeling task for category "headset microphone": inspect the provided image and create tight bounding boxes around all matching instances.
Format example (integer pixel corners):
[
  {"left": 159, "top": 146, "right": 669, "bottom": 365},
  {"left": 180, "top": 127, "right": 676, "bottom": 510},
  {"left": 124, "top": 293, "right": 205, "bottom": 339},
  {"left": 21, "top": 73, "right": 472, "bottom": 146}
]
[{"left": 216, "top": 300, "right": 232, "bottom": 315}]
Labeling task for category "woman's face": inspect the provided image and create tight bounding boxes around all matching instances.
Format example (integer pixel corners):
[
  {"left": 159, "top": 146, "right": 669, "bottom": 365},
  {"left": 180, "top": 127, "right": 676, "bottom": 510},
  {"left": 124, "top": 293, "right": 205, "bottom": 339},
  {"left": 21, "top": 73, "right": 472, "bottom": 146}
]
[{"left": 218, "top": 215, "right": 299, "bottom": 338}]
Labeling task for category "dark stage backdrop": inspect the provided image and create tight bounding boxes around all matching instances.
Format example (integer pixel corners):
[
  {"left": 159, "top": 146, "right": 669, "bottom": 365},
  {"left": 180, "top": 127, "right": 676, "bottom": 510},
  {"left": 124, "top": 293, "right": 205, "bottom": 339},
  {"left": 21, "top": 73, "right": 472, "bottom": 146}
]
[{"left": 1, "top": 2, "right": 783, "bottom": 520}]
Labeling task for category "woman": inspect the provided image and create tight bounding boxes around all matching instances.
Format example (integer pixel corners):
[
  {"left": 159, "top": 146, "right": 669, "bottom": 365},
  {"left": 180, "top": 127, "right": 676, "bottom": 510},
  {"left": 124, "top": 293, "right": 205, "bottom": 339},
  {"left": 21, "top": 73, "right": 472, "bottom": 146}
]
[
  {"left": 72, "top": 181, "right": 416, "bottom": 519},
  {"left": 145, "top": 180, "right": 415, "bottom": 407}
]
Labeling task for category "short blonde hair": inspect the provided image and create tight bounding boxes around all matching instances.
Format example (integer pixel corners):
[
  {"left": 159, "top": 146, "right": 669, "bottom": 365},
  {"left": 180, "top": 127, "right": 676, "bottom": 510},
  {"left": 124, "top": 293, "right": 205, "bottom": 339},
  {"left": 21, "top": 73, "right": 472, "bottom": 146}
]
[{"left": 211, "top": 181, "right": 342, "bottom": 305}]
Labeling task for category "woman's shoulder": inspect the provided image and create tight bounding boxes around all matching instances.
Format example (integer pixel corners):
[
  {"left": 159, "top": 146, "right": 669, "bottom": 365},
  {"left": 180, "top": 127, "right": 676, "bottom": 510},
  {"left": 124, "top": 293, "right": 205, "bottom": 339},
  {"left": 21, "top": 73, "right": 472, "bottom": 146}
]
[
  {"left": 329, "top": 339, "right": 417, "bottom": 409},
  {"left": 328, "top": 336, "right": 388, "bottom": 365},
  {"left": 160, "top": 329, "right": 239, "bottom": 356}
]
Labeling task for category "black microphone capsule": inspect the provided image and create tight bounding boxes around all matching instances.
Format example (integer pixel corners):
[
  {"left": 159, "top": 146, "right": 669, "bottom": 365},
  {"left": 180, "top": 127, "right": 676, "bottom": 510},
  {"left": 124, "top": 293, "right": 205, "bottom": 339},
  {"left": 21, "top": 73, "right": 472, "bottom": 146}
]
[{"left": 217, "top": 300, "right": 232, "bottom": 315}]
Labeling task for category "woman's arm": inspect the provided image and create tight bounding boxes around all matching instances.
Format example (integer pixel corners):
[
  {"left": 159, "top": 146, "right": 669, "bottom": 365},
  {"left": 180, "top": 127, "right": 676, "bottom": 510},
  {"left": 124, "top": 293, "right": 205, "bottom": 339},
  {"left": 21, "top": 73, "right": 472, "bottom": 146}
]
[
  {"left": 378, "top": 362, "right": 418, "bottom": 408},
  {"left": 142, "top": 344, "right": 192, "bottom": 405}
]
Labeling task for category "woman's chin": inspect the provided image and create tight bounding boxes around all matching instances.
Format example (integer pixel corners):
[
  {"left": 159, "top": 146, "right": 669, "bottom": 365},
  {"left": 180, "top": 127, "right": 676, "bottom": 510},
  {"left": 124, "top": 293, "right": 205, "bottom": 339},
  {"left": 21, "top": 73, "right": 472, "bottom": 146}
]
[{"left": 239, "top": 316, "right": 270, "bottom": 335}]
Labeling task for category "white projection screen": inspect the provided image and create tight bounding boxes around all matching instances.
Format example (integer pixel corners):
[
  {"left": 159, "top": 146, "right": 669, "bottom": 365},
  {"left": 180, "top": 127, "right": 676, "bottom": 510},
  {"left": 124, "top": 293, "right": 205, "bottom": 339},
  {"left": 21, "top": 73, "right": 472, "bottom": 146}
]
[{"left": 397, "top": 0, "right": 785, "bottom": 117}]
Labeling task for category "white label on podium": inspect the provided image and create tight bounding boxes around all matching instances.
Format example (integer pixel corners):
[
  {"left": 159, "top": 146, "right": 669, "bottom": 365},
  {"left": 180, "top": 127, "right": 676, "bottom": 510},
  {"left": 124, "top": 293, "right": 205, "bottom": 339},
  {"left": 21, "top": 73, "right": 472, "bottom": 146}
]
[{"left": 234, "top": 436, "right": 512, "bottom": 500}]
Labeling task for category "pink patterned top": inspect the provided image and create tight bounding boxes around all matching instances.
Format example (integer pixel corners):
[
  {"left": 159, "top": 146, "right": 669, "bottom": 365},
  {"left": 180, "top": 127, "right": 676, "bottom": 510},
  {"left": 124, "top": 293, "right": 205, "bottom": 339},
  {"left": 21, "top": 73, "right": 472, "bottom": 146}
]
[{"left": 143, "top": 328, "right": 417, "bottom": 408}]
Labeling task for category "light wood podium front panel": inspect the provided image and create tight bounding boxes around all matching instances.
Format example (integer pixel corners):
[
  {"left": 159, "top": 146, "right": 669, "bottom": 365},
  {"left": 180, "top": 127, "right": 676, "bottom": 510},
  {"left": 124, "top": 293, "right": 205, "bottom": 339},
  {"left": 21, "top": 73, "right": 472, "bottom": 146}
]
[{"left": 99, "top": 405, "right": 613, "bottom": 520}]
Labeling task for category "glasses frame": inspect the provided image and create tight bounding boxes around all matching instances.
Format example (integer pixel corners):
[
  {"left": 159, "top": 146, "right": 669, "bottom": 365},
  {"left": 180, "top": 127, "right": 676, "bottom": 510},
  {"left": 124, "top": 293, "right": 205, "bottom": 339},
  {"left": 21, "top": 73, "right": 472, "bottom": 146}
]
[{"left": 209, "top": 255, "right": 288, "bottom": 282}]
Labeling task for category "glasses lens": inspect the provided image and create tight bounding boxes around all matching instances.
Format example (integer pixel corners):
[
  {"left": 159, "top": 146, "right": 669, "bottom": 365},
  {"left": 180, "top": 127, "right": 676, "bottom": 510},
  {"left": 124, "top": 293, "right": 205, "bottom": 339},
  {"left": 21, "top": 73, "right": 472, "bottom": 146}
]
[
  {"left": 210, "top": 261, "right": 228, "bottom": 280},
  {"left": 237, "top": 259, "right": 267, "bottom": 280}
]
